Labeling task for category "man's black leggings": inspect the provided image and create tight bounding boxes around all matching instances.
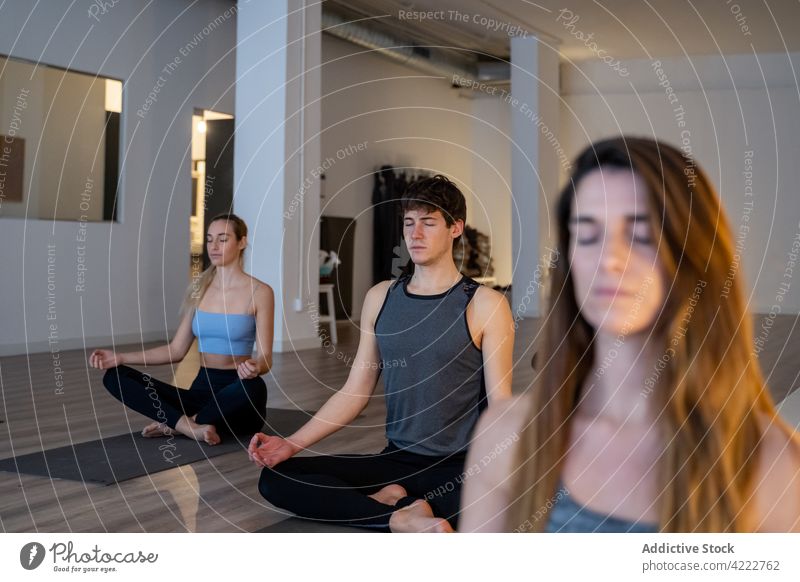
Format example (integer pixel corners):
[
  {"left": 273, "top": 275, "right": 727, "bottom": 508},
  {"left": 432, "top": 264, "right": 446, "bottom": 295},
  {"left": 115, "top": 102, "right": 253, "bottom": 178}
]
[
  {"left": 258, "top": 442, "right": 467, "bottom": 530},
  {"left": 103, "top": 365, "right": 267, "bottom": 435}
]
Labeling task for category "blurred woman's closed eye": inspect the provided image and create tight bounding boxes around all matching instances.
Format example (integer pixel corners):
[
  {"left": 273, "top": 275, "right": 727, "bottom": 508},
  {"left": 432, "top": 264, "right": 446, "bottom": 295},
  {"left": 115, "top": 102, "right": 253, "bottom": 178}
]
[
  {"left": 629, "top": 219, "right": 654, "bottom": 245},
  {"left": 569, "top": 219, "right": 600, "bottom": 245}
]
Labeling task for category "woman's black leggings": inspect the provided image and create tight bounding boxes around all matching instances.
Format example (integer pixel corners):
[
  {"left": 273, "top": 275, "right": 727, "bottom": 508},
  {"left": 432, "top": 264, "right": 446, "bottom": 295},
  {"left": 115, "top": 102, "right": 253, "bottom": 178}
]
[
  {"left": 258, "top": 442, "right": 467, "bottom": 530},
  {"left": 103, "top": 365, "right": 267, "bottom": 435}
]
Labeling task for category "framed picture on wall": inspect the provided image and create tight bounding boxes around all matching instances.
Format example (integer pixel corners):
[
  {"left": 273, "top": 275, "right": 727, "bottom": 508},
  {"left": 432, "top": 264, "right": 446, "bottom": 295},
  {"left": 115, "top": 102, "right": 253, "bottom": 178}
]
[{"left": 0, "top": 135, "right": 24, "bottom": 203}]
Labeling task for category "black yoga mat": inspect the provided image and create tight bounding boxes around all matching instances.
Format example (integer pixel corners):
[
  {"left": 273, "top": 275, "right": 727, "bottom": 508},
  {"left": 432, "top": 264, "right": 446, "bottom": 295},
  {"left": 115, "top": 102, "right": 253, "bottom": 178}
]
[
  {"left": 256, "top": 518, "right": 372, "bottom": 533},
  {"left": 0, "top": 408, "right": 315, "bottom": 485}
]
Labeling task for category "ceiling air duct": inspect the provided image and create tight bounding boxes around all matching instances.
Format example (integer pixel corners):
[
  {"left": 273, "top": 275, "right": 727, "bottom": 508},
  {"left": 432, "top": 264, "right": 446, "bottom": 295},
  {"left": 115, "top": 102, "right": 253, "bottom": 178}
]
[{"left": 321, "top": 9, "right": 509, "bottom": 87}]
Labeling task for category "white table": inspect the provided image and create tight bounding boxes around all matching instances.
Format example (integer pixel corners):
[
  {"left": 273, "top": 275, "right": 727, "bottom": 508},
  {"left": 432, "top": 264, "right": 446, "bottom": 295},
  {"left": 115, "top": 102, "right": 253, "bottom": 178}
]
[{"left": 318, "top": 283, "right": 337, "bottom": 345}]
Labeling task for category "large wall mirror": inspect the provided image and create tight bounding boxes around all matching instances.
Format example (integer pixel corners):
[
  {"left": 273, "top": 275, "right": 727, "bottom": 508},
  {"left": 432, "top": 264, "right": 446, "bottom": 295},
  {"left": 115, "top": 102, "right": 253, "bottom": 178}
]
[{"left": 0, "top": 54, "right": 121, "bottom": 221}]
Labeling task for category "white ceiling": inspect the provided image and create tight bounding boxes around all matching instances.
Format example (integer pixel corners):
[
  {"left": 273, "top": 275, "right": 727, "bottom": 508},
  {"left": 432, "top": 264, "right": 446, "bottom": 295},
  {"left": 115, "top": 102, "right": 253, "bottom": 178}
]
[{"left": 328, "top": 0, "right": 800, "bottom": 62}]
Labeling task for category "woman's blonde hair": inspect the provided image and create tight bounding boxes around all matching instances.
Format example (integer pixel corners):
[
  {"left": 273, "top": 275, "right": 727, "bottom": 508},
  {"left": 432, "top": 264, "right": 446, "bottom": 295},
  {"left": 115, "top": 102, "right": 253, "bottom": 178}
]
[
  {"left": 511, "top": 136, "right": 793, "bottom": 532},
  {"left": 181, "top": 213, "right": 248, "bottom": 314}
]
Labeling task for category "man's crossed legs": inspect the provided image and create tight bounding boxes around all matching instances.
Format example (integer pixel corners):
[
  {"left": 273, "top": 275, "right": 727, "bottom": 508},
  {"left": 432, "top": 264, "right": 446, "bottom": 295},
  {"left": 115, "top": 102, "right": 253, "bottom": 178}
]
[{"left": 258, "top": 443, "right": 466, "bottom": 532}]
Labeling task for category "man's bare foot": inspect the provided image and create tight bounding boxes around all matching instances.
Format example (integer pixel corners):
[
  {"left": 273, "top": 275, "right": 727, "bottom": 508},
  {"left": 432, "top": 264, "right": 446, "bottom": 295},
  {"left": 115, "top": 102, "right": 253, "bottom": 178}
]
[
  {"left": 368, "top": 484, "right": 408, "bottom": 505},
  {"left": 141, "top": 422, "right": 175, "bottom": 438},
  {"left": 175, "top": 415, "right": 220, "bottom": 445},
  {"left": 389, "top": 499, "right": 454, "bottom": 533}
]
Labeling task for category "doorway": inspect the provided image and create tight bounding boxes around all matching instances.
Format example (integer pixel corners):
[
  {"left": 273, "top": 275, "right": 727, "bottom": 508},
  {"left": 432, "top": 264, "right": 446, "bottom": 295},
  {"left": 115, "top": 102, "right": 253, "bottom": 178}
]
[{"left": 190, "top": 108, "right": 234, "bottom": 274}]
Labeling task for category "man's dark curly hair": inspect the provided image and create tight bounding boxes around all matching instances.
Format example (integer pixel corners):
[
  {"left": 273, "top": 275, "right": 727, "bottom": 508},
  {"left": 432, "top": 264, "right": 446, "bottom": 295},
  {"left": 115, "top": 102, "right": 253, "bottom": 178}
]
[{"left": 400, "top": 174, "right": 466, "bottom": 227}]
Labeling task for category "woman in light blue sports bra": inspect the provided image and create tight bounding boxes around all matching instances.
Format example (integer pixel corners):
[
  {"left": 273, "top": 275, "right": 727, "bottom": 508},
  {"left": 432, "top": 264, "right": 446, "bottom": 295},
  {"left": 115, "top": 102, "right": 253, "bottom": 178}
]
[
  {"left": 90, "top": 213, "right": 274, "bottom": 446},
  {"left": 461, "top": 137, "right": 800, "bottom": 532}
]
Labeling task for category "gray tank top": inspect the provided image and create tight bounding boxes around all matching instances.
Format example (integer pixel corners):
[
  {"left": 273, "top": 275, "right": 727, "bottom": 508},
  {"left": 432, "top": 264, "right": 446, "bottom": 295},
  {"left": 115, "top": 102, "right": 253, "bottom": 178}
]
[
  {"left": 374, "top": 274, "right": 486, "bottom": 456},
  {"left": 546, "top": 482, "right": 659, "bottom": 533}
]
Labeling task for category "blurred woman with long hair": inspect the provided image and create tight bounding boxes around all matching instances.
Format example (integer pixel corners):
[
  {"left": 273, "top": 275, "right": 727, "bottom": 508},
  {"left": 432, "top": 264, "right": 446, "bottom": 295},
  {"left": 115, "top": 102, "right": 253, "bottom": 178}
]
[{"left": 461, "top": 136, "right": 800, "bottom": 532}]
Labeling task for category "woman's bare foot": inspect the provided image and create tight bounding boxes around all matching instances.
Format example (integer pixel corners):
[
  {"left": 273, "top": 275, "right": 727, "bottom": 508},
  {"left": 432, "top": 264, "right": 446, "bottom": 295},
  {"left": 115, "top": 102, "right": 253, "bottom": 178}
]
[
  {"left": 175, "top": 415, "right": 220, "bottom": 445},
  {"left": 368, "top": 484, "right": 407, "bottom": 505},
  {"left": 389, "top": 499, "right": 454, "bottom": 533},
  {"left": 141, "top": 421, "right": 175, "bottom": 438}
]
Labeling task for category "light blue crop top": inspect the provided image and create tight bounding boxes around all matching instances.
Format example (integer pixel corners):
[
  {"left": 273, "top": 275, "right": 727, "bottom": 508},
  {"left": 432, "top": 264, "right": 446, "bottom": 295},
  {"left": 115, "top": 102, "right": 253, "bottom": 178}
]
[{"left": 191, "top": 309, "right": 256, "bottom": 356}]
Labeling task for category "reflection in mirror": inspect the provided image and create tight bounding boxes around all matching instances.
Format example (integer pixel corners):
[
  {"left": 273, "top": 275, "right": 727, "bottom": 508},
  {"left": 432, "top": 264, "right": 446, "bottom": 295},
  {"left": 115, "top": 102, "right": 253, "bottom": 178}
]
[
  {"left": 0, "top": 54, "right": 121, "bottom": 221},
  {"left": 190, "top": 108, "right": 234, "bottom": 269}
]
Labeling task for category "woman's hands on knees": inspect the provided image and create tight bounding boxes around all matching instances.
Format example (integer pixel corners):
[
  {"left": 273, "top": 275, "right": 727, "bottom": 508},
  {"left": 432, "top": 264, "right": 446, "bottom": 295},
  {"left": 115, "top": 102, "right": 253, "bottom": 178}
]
[
  {"left": 248, "top": 434, "right": 300, "bottom": 468},
  {"left": 89, "top": 349, "right": 124, "bottom": 370}
]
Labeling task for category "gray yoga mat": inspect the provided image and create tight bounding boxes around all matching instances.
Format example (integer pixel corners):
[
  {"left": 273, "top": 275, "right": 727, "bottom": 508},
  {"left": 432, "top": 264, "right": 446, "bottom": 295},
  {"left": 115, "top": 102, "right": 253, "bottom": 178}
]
[
  {"left": 256, "top": 517, "right": 372, "bottom": 533},
  {"left": 0, "top": 408, "right": 315, "bottom": 485}
]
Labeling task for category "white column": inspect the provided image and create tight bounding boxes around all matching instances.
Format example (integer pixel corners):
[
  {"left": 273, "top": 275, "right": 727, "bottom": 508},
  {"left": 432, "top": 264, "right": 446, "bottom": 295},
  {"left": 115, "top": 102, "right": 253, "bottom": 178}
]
[
  {"left": 510, "top": 35, "right": 560, "bottom": 318},
  {"left": 234, "top": 0, "right": 321, "bottom": 351}
]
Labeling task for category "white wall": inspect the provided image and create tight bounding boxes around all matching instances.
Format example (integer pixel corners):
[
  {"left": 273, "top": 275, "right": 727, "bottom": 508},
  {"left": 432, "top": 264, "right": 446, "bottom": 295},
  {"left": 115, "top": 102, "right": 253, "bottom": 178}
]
[
  {"left": 234, "top": 0, "right": 322, "bottom": 353},
  {"left": 470, "top": 95, "right": 513, "bottom": 292},
  {"left": 0, "top": 0, "right": 237, "bottom": 355},
  {"left": 561, "top": 52, "right": 800, "bottom": 314},
  {"left": 320, "top": 34, "right": 513, "bottom": 319}
]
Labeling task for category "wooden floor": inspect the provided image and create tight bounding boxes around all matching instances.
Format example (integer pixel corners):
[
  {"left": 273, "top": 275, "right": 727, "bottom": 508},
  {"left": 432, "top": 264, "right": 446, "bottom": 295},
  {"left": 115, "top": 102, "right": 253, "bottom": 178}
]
[{"left": 0, "top": 315, "right": 798, "bottom": 533}]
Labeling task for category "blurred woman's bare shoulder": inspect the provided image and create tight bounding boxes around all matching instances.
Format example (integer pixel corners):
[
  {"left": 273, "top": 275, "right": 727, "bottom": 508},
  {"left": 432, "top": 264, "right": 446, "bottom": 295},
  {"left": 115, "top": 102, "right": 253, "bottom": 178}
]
[{"left": 752, "top": 414, "right": 800, "bottom": 532}]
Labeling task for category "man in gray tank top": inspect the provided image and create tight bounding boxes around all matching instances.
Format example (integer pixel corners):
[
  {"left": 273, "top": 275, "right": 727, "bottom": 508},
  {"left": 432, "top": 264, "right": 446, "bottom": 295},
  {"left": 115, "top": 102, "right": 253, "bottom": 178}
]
[{"left": 250, "top": 175, "right": 514, "bottom": 532}]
